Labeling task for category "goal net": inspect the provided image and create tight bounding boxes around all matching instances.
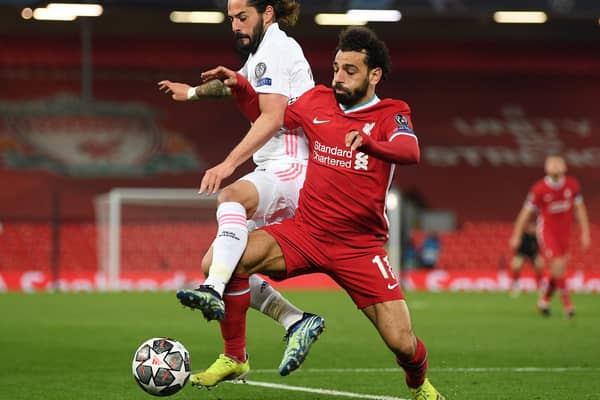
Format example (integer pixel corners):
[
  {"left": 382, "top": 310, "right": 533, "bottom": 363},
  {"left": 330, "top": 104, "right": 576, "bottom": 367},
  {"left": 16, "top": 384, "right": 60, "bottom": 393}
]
[{"left": 94, "top": 188, "right": 217, "bottom": 290}]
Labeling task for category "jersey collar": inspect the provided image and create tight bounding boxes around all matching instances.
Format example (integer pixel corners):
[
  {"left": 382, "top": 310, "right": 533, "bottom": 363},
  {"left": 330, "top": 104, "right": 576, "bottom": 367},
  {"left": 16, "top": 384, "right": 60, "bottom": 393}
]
[
  {"left": 255, "top": 22, "right": 280, "bottom": 54},
  {"left": 544, "top": 175, "right": 565, "bottom": 189},
  {"left": 339, "top": 93, "right": 380, "bottom": 114}
]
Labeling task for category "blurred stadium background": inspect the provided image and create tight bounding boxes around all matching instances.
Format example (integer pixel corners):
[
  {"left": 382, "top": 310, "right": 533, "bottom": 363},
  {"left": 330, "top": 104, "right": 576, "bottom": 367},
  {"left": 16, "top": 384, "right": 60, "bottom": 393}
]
[{"left": 1, "top": 0, "right": 599, "bottom": 293}]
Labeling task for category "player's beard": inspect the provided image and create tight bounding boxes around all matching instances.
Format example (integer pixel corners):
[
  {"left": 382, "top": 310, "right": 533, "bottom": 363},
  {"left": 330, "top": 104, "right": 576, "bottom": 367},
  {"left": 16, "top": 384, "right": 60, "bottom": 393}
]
[
  {"left": 234, "top": 15, "right": 265, "bottom": 59},
  {"left": 333, "top": 78, "right": 369, "bottom": 108}
]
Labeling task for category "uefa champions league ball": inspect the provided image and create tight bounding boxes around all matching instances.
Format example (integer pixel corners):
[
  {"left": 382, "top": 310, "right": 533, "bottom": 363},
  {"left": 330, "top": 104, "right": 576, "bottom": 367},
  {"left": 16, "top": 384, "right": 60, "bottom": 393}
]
[{"left": 132, "top": 337, "right": 191, "bottom": 396}]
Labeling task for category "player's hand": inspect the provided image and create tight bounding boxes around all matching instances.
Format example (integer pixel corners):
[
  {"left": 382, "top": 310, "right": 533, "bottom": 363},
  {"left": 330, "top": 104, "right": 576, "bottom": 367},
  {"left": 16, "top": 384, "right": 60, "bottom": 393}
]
[
  {"left": 157, "top": 80, "right": 192, "bottom": 101},
  {"left": 201, "top": 66, "right": 238, "bottom": 87},
  {"left": 199, "top": 161, "right": 236, "bottom": 195},
  {"left": 345, "top": 130, "right": 363, "bottom": 151},
  {"left": 581, "top": 232, "right": 591, "bottom": 251},
  {"left": 509, "top": 234, "right": 521, "bottom": 251}
]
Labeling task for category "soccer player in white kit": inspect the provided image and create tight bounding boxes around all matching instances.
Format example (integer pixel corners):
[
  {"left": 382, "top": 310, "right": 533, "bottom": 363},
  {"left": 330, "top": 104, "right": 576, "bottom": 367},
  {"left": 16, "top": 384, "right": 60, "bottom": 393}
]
[{"left": 158, "top": 0, "right": 325, "bottom": 386}]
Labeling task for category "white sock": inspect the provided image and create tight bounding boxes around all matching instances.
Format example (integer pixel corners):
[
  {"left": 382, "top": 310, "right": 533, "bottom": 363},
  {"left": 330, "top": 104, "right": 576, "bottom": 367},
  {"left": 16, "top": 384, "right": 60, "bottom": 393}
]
[
  {"left": 249, "top": 274, "right": 304, "bottom": 331},
  {"left": 204, "top": 202, "right": 248, "bottom": 296}
]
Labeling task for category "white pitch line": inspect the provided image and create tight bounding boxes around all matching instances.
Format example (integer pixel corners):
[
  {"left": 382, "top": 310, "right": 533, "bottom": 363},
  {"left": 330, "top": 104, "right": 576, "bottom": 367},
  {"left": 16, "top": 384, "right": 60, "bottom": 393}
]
[
  {"left": 250, "top": 366, "right": 599, "bottom": 374},
  {"left": 243, "top": 380, "right": 409, "bottom": 400}
]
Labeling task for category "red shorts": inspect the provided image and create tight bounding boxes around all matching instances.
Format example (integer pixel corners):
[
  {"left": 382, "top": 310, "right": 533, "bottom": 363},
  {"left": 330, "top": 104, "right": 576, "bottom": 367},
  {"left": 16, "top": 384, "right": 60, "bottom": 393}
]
[
  {"left": 539, "top": 232, "right": 569, "bottom": 259},
  {"left": 262, "top": 219, "right": 404, "bottom": 309}
]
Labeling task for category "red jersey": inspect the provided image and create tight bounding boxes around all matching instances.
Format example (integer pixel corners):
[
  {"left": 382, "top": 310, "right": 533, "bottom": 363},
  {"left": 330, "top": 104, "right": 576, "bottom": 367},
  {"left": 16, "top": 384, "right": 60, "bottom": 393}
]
[
  {"left": 283, "top": 85, "right": 418, "bottom": 246},
  {"left": 526, "top": 175, "right": 582, "bottom": 255}
]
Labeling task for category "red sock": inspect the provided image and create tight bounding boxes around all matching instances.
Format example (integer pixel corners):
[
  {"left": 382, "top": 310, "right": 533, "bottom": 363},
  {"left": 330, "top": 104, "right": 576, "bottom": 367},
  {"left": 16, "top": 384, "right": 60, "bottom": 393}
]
[
  {"left": 556, "top": 277, "right": 573, "bottom": 310},
  {"left": 220, "top": 274, "right": 250, "bottom": 362},
  {"left": 397, "top": 337, "right": 428, "bottom": 388},
  {"left": 512, "top": 269, "right": 521, "bottom": 287},
  {"left": 542, "top": 278, "right": 556, "bottom": 303},
  {"left": 534, "top": 270, "right": 543, "bottom": 288},
  {"left": 511, "top": 269, "right": 520, "bottom": 282}
]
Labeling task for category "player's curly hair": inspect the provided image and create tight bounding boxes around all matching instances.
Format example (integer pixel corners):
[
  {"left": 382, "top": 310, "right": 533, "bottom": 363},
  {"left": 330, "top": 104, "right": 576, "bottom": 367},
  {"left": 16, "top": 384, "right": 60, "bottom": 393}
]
[
  {"left": 248, "top": 0, "right": 300, "bottom": 26},
  {"left": 335, "top": 26, "right": 392, "bottom": 80}
]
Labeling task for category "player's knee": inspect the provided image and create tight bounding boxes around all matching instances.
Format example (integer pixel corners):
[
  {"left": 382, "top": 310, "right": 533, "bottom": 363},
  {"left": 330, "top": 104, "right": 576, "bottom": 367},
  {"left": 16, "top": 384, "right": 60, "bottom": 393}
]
[
  {"left": 387, "top": 329, "right": 417, "bottom": 360},
  {"left": 235, "top": 256, "right": 254, "bottom": 275},
  {"left": 216, "top": 186, "right": 240, "bottom": 205}
]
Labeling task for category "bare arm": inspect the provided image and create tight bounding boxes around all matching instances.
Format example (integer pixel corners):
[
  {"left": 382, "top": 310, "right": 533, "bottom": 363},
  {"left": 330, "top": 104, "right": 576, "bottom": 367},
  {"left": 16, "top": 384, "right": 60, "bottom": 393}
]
[
  {"left": 199, "top": 92, "right": 289, "bottom": 194},
  {"left": 509, "top": 206, "right": 534, "bottom": 251},
  {"left": 574, "top": 200, "right": 591, "bottom": 250},
  {"left": 157, "top": 79, "right": 231, "bottom": 101}
]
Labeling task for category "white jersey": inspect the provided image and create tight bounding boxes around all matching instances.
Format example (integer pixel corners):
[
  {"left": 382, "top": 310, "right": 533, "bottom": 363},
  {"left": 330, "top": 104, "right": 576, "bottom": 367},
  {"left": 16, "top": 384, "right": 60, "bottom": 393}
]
[{"left": 239, "top": 23, "right": 313, "bottom": 166}]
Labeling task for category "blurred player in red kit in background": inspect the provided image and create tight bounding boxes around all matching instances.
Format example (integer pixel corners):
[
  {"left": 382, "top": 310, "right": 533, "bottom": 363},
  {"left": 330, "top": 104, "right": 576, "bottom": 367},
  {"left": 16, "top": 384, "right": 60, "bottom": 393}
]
[{"left": 510, "top": 155, "right": 591, "bottom": 318}]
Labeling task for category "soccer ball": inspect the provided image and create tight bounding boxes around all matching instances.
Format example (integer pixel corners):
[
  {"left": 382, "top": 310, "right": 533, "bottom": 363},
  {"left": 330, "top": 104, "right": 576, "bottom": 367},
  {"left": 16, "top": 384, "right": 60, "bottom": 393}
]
[{"left": 132, "top": 337, "right": 191, "bottom": 396}]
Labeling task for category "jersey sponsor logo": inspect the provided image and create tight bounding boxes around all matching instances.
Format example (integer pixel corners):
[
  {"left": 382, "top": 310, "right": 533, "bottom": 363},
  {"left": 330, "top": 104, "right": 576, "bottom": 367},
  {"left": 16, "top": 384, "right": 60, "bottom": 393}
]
[
  {"left": 312, "top": 117, "right": 330, "bottom": 124},
  {"left": 255, "top": 62, "right": 267, "bottom": 79},
  {"left": 312, "top": 141, "right": 371, "bottom": 171},
  {"left": 362, "top": 122, "right": 375, "bottom": 136},
  {"left": 394, "top": 113, "right": 413, "bottom": 133},
  {"left": 564, "top": 188, "right": 572, "bottom": 198},
  {"left": 548, "top": 200, "right": 572, "bottom": 213},
  {"left": 313, "top": 140, "right": 352, "bottom": 168},
  {"left": 387, "top": 282, "right": 399, "bottom": 290},
  {"left": 256, "top": 77, "right": 272, "bottom": 87},
  {"left": 544, "top": 194, "right": 553, "bottom": 202}
]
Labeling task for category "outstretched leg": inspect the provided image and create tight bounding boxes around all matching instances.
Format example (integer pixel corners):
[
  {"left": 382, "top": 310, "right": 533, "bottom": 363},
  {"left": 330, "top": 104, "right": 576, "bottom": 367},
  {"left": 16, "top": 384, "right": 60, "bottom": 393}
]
[
  {"left": 190, "top": 273, "right": 251, "bottom": 388},
  {"left": 183, "top": 229, "right": 325, "bottom": 387},
  {"left": 362, "top": 300, "right": 444, "bottom": 400},
  {"left": 248, "top": 274, "right": 326, "bottom": 375}
]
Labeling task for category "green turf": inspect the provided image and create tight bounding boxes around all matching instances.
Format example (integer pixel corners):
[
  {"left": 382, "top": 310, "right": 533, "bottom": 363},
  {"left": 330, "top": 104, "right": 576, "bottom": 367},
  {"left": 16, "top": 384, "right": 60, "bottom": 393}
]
[{"left": 1, "top": 290, "right": 599, "bottom": 399}]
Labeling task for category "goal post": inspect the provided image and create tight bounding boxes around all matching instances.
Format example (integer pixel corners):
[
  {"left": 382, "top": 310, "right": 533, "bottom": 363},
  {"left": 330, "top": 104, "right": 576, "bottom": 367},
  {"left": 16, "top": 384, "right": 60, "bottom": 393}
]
[
  {"left": 94, "top": 188, "right": 217, "bottom": 290},
  {"left": 386, "top": 187, "right": 402, "bottom": 278}
]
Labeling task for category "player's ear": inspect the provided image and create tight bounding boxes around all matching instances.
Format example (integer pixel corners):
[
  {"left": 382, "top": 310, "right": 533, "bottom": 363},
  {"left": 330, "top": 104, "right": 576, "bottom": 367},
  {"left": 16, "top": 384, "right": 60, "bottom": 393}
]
[
  {"left": 369, "top": 67, "right": 382, "bottom": 86},
  {"left": 263, "top": 5, "right": 275, "bottom": 23}
]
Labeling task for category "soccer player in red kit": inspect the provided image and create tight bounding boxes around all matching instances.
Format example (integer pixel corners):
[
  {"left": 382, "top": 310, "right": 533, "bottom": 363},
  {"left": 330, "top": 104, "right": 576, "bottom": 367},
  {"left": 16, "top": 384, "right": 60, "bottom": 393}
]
[
  {"left": 510, "top": 155, "right": 591, "bottom": 318},
  {"left": 178, "top": 26, "right": 445, "bottom": 399}
]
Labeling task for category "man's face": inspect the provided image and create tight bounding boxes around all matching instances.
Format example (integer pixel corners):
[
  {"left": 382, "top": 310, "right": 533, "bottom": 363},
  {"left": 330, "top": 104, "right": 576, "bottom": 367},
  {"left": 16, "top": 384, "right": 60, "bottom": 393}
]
[
  {"left": 544, "top": 156, "right": 567, "bottom": 179},
  {"left": 228, "top": 0, "right": 265, "bottom": 57},
  {"left": 332, "top": 50, "right": 372, "bottom": 107}
]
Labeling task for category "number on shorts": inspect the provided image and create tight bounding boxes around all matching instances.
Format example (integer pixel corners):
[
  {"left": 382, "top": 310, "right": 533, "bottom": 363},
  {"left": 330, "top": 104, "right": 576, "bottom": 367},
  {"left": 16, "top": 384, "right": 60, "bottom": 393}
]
[{"left": 372, "top": 255, "right": 395, "bottom": 280}]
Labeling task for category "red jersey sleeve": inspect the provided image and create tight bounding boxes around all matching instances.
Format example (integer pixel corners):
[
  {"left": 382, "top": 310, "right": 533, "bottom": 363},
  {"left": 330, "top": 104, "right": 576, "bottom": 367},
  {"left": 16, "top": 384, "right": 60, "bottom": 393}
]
[
  {"left": 526, "top": 183, "right": 543, "bottom": 210},
  {"left": 282, "top": 87, "right": 320, "bottom": 130},
  {"left": 570, "top": 177, "right": 583, "bottom": 202},
  {"left": 357, "top": 102, "right": 420, "bottom": 165},
  {"left": 231, "top": 72, "right": 261, "bottom": 122},
  {"left": 231, "top": 72, "right": 312, "bottom": 130}
]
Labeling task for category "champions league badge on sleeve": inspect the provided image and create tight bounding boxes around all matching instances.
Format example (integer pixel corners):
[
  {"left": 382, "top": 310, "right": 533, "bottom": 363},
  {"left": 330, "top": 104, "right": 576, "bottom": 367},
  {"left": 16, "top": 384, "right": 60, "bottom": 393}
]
[
  {"left": 255, "top": 62, "right": 267, "bottom": 79},
  {"left": 393, "top": 113, "right": 413, "bottom": 133},
  {"left": 255, "top": 62, "right": 272, "bottom": 87}
]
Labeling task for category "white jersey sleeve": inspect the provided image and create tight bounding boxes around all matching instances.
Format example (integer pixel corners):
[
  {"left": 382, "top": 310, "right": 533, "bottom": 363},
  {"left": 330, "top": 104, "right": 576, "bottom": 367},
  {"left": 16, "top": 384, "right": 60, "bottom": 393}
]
[
  {"left": 240, "top": 23, "right": 314, "bottom": 166},
  {"left": 242, "top": 23, "right": 313, "bottom": 101}
]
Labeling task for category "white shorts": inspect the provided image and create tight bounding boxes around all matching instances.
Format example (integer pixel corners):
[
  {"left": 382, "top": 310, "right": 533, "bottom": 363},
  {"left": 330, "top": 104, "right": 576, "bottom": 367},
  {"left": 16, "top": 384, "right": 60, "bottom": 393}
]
[{"left": 240, "top": 162, "right": 306, "bottom": 228}]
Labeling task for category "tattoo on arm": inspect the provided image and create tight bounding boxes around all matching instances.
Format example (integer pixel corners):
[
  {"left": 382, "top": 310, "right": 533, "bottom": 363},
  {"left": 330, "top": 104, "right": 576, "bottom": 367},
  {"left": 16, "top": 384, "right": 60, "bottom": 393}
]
[{"left": 196, "top": 80, "right": 232, "bottom": 98}]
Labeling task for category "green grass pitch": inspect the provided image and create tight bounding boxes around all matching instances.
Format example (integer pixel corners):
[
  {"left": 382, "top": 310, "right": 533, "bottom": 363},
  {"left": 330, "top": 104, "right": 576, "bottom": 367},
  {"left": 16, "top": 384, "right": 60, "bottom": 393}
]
[{"left": 2, "top": 290, "right": 599, "bottom": 399}]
